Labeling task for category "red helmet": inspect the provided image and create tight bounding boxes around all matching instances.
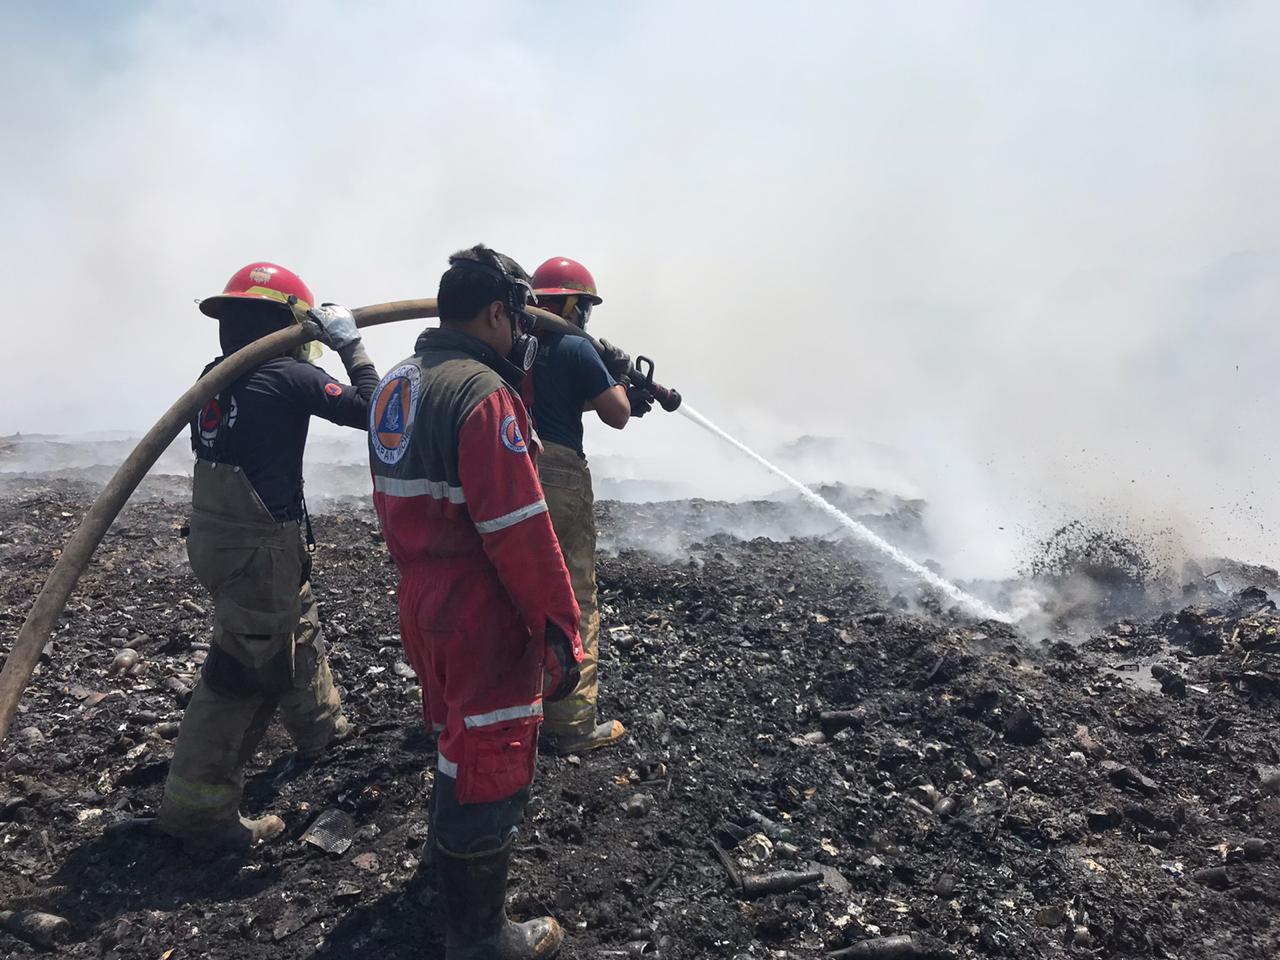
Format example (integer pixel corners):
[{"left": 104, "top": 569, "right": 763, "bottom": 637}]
[
  {"left": 199, "top": 262, "right": 315, "bottom": 320},
  {"left": 531, "top": 257, "right": 602, "bottom": 305}
]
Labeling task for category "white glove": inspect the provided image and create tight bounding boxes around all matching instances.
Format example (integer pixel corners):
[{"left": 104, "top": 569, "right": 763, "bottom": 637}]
[{"left": 303, "top": 303, "right": 361, "bottom": 350}]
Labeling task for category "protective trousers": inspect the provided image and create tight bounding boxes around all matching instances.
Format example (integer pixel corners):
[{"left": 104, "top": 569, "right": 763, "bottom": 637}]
[
  {"left": 157, "top": 463, "right": 344, "bottom": 836},
  {"left": 399, "top": 564, "right": 545, "bottom": 806},
  {"left": 537, "top": 442, "right": 599, "bottom": 738}
]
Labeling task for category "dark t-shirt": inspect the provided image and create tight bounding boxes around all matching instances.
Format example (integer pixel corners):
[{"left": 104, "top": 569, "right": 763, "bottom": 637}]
[
  {"left": 191, "top": 356, "right": 374, "bottom": 521},
  {"left": 530, "top": 333, "right": 615, "bottom": 455}
]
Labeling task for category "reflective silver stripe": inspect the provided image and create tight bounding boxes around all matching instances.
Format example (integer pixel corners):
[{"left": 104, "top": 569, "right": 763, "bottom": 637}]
[
  {"left": 374, "top": 475, "right": 467, "bottom": 503},
  {"left": 463, "top": 702, "right": 543, "bottom": 729},
  {"left": 437, "top": 753, "right": 458, "bottom": 778},
  {"left": 473, "top": 499, "right": 547, "bottom": 534}
]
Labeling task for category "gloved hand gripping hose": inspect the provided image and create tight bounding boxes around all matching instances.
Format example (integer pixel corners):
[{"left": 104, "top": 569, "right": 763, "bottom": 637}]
[
  {"left": 527, "top": 309, "right": 681, "bottom": 413},
  {"left": 627, "top": 356, "right": 682, "bottom": 412}
]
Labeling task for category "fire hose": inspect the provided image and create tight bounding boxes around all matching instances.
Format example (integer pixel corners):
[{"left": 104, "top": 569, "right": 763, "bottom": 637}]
[
  {"left": 0, "top": 301, "right": 679, "bottom": 741},
  {"left": 0, "top": 299, "right": 451, "bottom": 739},
  {"left": 531, "top": 311, "right": 682, "bottom": 412}
]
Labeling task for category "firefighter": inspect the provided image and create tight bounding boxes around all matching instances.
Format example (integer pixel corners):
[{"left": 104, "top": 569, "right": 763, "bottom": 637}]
[
  {"left": 370, "top": 245, "right": 581, "bottom": 959},
  {"left": 527, "top": 256, "right": 649, "bottom": 755},
  {"left": 155, "top": 262, "right": 378, "bottom": 850}
]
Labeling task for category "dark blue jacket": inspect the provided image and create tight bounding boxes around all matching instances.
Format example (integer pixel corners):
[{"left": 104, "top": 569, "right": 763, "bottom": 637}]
[
  {"left": 191, "top": 352, "right": 378, "bottom": 521},
  {"left": 530, "top": 333, "right": 615, "bottom": 456}
]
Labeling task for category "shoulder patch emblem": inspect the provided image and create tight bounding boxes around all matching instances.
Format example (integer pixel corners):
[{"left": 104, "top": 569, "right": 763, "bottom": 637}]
[
  {"left": 197, "top": 394, "right": 237, "bottom": 449},
  {"left": 500, "top": 414, "right": 528, "bottom": 454},
  {"left": 325, "top": 382, "right": 343, "bottom": 398},
  {"left": 370, "top": 363, "right": 422, "bottom": 465}
]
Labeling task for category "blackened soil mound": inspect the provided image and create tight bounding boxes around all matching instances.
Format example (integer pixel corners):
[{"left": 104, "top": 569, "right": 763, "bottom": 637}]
[{"left": 1, "top": 481, "right": 1278, "bottom": 959}]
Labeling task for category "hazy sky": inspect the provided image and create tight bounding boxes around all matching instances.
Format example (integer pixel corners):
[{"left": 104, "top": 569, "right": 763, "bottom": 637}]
[{"left": 4, "top": 1, "right": 1279, "bottom": 576}]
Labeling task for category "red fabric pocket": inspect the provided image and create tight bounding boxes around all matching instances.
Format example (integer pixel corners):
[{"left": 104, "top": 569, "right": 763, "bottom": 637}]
[{"left": 455, "top": 721, "right": 539, "bottom": 804}]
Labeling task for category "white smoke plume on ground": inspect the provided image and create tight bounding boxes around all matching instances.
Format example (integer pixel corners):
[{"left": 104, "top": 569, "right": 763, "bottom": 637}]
[{"left": 4, "top": 2, "right": 1280, "bottom": 581}]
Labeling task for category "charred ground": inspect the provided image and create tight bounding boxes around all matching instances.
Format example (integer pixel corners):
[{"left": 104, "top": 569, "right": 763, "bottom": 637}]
[{"left": 1, "top": 479, "right": 1278, "bottom": 959}]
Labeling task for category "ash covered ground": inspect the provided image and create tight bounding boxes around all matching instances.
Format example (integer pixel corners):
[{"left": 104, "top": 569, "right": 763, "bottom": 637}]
[{"left": 2, "top": 476, "right": 1279, "bottom": 959}]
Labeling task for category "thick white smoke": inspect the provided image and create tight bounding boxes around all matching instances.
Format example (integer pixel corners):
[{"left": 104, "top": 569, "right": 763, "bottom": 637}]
[{"left": 3, "top": 2, "right": 1279, "bottom": 579}]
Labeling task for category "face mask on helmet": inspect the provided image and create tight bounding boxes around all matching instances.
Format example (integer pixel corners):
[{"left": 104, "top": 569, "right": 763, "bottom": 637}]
[{"left": 560, "top": 294, "right": 591, "bottom": 329}]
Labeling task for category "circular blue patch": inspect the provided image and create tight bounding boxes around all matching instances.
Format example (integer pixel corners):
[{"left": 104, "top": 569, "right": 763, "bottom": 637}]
[
  {"left": 500, "top": 414, "right": 527, "bottom": 454},
  {"left": 370, "top": 363, "right": 422, "bottom": 465}
]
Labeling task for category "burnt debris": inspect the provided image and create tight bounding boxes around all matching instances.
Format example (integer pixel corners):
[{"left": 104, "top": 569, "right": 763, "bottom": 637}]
[{"left": 0, "top": 480, "right": 1278, "bottom": 958}]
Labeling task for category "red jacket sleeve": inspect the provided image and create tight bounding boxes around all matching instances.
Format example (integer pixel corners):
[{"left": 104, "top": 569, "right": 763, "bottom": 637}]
[{"left": 457, "top": 388, "right": 581, "bottom": 655}]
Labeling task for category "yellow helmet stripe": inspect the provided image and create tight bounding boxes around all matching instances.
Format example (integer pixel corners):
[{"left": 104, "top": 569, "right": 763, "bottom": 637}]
[{"left": 242, "top": 285, "right": 312, "bottom": 311}]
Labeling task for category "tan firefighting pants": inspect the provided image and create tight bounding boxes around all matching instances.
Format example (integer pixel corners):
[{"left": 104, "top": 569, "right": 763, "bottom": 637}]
[
  {"left": 156, "top": 462, "right": 344, "bottom": 836},
  {"left": 538, "top": 442, "right": 600, "bottom": 738},
  {"left": 157, "top": 584, "right": 343, "bottom": 834}
]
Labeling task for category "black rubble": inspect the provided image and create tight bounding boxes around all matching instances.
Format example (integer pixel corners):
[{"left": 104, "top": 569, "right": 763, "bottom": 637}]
[{"left": 0, "top": 478, "right": 1277, "bottom": 959}]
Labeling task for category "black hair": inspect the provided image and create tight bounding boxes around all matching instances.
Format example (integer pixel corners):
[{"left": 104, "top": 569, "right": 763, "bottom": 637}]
[
  {"left": 216, "top": 299, "right": 293, "bottom": 354},
  {"left": 437, "top": 244, "right": 532, "bottom": 323}
]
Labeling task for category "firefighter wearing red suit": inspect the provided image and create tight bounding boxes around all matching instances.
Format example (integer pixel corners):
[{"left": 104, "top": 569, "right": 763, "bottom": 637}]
[{"left": 369, "top": 244, "right": 580, "bottom": 960}]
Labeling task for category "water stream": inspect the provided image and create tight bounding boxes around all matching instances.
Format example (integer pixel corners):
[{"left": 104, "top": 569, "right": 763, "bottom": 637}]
[{"left": 678, "top": 403, "right": 1010, "bottom": 622}]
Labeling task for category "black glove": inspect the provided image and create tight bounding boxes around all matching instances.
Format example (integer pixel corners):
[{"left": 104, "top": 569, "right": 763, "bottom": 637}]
[
  {"left": 598, "top": 338, "right": 632, "bottom": 380},
  {"left": 542, "top": 623, "right": 582, "bottom": 702},
  {"left": 626, "top": 381, "right": 653, "bottom": 418}
]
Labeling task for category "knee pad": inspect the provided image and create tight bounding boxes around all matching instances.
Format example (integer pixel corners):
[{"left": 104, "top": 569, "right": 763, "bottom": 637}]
[{"left": 203, "top": 641, "right": 292, "bottom": 699}]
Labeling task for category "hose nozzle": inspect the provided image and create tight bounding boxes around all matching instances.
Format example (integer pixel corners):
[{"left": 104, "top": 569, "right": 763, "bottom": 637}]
[{"left": 631, "top": 356, "right": 682, "bottom": 412}]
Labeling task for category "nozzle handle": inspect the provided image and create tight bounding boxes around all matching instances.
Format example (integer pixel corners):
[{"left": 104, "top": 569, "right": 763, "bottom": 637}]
[{"left": 632, "top": 356, "right": 682, "bottom": 412}]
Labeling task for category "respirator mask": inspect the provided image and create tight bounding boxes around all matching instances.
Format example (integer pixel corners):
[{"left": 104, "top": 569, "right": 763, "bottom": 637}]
[
  {"left": 453, "top": 257, "right": 540, "bottom": 372},
  {"left": 506, "top": 288, "right": 539, "bottom": 371}
]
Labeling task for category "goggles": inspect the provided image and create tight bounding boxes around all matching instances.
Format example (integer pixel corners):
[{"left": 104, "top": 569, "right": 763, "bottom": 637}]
[{"left": 560, "top": 294, "right": 592, "bottom": 328}]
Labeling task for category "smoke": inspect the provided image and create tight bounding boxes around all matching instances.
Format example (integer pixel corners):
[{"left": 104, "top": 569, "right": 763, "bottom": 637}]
[{"left": 4, "top": 1, "right": 1280, "bottom": 579}]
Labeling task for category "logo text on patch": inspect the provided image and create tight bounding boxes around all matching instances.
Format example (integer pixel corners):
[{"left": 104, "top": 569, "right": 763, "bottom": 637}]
[{"left": 370, "top": 363, "right": 422, "bottom": 465}]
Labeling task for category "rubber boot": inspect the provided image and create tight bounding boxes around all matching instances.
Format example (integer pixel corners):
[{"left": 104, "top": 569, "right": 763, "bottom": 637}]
[
  {"left": 436, "top": 839, "right": 564, "bottom": 959},
  {"left": 545, "top": 719, "right": 626, "bottom": 756},
  {"left": 419, "top": 780, "right": 439, "bottom": 880},
  {"left": 208, "top": 813, "right": 285, "bottom": 849},
  {"left": 277, "top": 716, "right": 355, "bottom": 784},
  {"left": 298, "top": 714, "right": 354, "bottom": 760},
  {"left": 159, "top": 813, "right": 285, "bottom": 852}
]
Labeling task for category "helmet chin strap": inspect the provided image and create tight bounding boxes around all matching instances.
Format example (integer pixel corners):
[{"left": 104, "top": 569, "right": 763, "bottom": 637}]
[{"left": 287, "top": 294, "right": 325, "bottom": 362}]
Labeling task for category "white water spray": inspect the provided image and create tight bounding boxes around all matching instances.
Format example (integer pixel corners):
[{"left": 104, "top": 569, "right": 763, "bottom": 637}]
[{"left": 677, "top": 403, "right": 1011, "bottom": 622}]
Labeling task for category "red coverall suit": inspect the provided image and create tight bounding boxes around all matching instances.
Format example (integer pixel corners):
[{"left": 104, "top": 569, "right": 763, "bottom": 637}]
[{"left": 369, "top": 327, "right": 581, "bottom": 851}]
